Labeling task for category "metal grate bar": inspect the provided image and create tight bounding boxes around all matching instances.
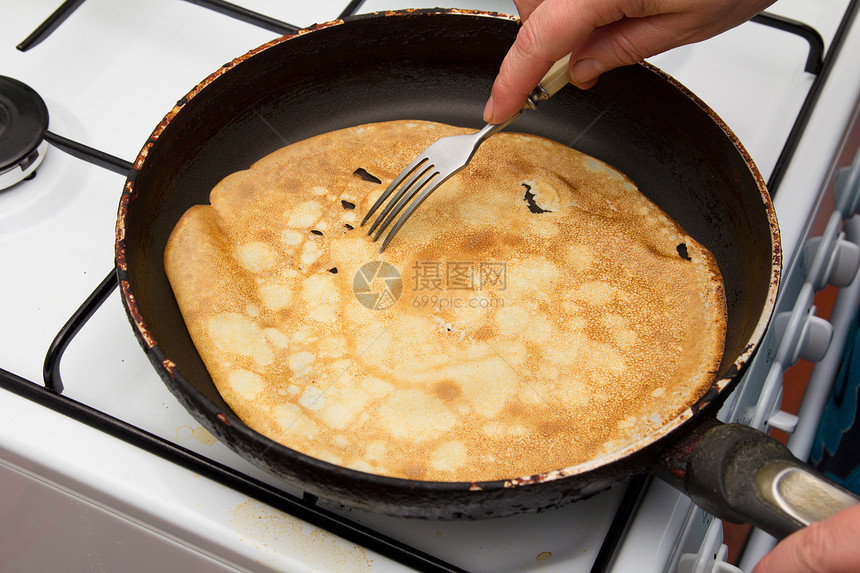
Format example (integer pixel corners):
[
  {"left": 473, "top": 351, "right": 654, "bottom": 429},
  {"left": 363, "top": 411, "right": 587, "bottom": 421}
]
[
  {"left": 43, "top": 270, "right": 118, "bottom": 394},
  {"left": 16, "top": 0, "right": 301, "bottom": 51},
  {"left": 751, "top": 12, "right": 824, "bottom": 74},
  {"left": 339, "top": 0, "right": 368, "bottom": 18},
  {"left": 180, "top": 0, "right": 298, "bottom": 36},
  {"left": 765, "top": 0, "right": 860, "bottom": 194},
  {"left": 17, "top": 0, "right": 87, "bottom": 52},
  {"left": 43, "top": 131, "right": 133, "bottom": 176}
]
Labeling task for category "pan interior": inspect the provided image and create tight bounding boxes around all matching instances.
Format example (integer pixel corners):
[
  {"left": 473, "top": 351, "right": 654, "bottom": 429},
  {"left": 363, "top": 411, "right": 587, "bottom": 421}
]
[{"left": 121, "top": 13, "right": 775, "bottom": 482}]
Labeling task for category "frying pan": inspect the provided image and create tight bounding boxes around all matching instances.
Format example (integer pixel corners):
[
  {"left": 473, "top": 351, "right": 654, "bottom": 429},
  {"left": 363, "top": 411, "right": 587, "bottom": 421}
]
[{"left": 116, "top": 10, "right": 858, "bottom": 534}]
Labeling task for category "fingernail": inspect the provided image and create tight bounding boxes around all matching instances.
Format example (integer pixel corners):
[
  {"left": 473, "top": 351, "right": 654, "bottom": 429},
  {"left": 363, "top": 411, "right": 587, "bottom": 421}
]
[
  {"left": 483, "top": 95, "right": 495, "bottom": 123},
  {"left": 571, "top": 58, "right": 606, "bottom": 86}
]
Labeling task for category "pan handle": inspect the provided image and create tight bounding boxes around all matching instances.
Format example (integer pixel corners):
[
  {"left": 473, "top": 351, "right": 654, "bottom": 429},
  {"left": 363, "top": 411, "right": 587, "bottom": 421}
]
[{"left": 660, "top": 422, "right": 860, "bottom": 539}]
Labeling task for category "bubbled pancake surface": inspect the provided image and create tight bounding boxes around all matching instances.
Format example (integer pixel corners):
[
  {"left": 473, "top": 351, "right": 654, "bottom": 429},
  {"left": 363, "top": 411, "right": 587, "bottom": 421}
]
[{"left": 164, "top": 120, "right": 726, "bottom": 482}]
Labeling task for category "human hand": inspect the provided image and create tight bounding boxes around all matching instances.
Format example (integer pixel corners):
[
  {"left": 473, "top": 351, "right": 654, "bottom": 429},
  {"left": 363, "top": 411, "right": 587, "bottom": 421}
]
[
  {"left": 483, "top": 0, "right": 776, "bottom": 123},
  {"left": 752, "top": 503, "right": 860, "bottom": 573}
]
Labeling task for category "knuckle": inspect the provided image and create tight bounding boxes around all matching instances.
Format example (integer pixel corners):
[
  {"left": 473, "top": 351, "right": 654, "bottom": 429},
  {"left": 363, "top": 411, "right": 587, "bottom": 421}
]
[
  {"left": 606, "top": 31, "right": 647, "bottom": 66},
  {"left": 514, "top": 20, "right": 543, "bottom": 59},
  {"left": 514, "top": 14, "right": 564, "bottom": 64}
]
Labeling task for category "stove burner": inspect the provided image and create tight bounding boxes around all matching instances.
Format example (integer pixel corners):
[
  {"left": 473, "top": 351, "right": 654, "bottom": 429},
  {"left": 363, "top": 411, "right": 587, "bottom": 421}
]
[{"left": 0, "top": 76, "right": 49, "bottom": 190}]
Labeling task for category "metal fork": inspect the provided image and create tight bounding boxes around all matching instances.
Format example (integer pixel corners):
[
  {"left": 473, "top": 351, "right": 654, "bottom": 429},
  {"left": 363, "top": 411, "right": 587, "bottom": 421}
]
[{"left": 362, "top": 56, "right": 572, "bottom": 252}]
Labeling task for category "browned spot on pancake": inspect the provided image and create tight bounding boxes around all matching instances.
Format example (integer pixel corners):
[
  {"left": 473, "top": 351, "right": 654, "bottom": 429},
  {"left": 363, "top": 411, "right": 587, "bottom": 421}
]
[
  {"left": 539, "top": 419, "right": 577, "bottom": 444},
  {"left": 276, "top": 308, "right": 295, "bottom": 323},
  {"left": 401, "top": 463, "right": 428, "bottom": 480},
  {"left": 523, "top": 340, "right": 545, "bottom": 374},
  {"left": 501, "top": 233, "right": 526, "bottom": 250},
  {"left": 256, "top": 229, "right": 276, "bottom": 242},
  {"left": 473, "top": 323, "right": 497, "bottom": 341},
  {"left": 433, "top": 380, "right": 463, "bottom": 402},
  {"left": 257, "top": 316, "right": 278, "bottom": 329},
  {"left": 458, "top": 230, "right": 495, "bottom": 252},
  {"left": 504, "top": 401, "right": 529, "bottom": 419}
]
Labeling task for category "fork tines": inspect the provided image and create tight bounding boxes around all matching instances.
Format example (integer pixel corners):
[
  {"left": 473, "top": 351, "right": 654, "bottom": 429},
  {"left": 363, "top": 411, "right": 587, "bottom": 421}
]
[
  {"left": 360, "top": 156, "right": 441, "bottom": 251},
  {"left": 360, "top": 121, "right": 509, "bottom": 251}
]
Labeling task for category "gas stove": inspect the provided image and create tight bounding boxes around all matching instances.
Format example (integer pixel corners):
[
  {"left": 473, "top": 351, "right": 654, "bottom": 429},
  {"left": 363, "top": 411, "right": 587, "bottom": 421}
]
[{"left": 2, "top": 1, "right": 860, "bottom": 572}]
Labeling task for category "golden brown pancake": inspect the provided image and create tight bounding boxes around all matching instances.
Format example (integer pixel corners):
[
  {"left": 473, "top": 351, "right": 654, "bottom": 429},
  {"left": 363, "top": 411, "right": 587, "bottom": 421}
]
[{"left": 164, "top": 120, "right": 726, "bottom": 482}]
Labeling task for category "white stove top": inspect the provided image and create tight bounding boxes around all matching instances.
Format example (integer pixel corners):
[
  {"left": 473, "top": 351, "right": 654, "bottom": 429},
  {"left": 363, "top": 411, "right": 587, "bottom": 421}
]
[{"left": 2, "top": 1, "right": 860, "bottom": 572}]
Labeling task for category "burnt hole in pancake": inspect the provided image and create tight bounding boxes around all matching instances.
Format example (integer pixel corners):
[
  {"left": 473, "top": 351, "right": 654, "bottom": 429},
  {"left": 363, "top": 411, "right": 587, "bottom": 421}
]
[
  {"left": 328, "top": 267, "right": 338, "bottom": 274},
  {"left": 344, "top": 223, "right": 354, "bottom": 230},
  {"left": 353, "top": 167, "right": 382, "bottom": 184},
  {"left": 311, "top": 229, "right": 324, "bottom": 236},
  {"left": 522, "top": 184, "right": 552, "bottom": 214},
  {"left": 676, "top": 243, "right": 692, "bottom": 261},
  {"left": 341, "top": 200, "right": 356, "bottom": 210}
]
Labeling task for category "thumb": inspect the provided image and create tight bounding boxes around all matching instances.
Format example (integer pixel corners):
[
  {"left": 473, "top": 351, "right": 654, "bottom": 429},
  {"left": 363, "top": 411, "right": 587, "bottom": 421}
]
[{"left": 752, "top": 504, "right": 860, "bottom": 573}]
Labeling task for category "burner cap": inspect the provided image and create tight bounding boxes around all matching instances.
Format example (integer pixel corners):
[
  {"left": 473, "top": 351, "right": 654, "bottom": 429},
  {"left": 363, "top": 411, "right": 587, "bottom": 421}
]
[{"left": 0, "top": 76, "right": 49, "bottom": 187}]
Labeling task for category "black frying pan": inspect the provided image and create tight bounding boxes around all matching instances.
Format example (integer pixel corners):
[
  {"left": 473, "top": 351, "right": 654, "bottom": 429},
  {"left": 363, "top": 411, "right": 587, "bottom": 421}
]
[{"left": 115, "top": 10, "right": 857, "bottom": 534}]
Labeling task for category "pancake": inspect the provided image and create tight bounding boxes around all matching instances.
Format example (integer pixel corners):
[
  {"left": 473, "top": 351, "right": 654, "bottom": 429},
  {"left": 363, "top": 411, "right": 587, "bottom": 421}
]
[{"left": 164, "top": 120, "right": 726, "bottom": 482}]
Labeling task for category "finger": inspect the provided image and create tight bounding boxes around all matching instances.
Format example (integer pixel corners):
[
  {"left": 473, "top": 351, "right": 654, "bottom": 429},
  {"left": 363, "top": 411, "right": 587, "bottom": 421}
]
[
  {"left": 568, "top": 0, "right": 778, "bottom": 87},
  {"left": 484, "top": 0, "right": 598, "bottom": 123},
  {"left": 513, "top": 0, "right": 546, "bottom": 21},
  {"left": 567, "top": 15, "right": 695, "bottom": 87},
  {"left": 752, "top": 504, "right": 860, "bottom": 573}
]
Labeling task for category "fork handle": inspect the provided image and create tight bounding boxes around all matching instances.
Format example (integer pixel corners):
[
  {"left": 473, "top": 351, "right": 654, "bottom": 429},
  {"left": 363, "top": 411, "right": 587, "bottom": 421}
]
[
  {"left": 483, "top": 57, "right": 572, "bottom": 138},
  {"left": 525, "top": 56, "right": 572, "bottom": 109}
]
